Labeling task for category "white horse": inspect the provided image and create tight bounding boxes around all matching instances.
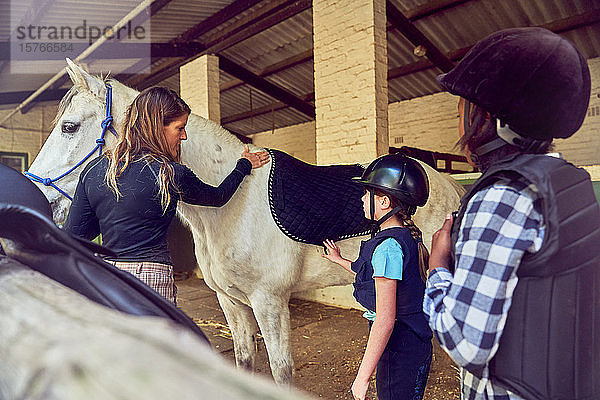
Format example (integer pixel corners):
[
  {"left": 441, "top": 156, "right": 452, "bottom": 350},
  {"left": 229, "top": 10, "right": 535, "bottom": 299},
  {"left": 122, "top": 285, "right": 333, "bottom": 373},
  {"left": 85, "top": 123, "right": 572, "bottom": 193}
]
[{"left": 28, "top": 59, "right": 464, "bottom": 384}]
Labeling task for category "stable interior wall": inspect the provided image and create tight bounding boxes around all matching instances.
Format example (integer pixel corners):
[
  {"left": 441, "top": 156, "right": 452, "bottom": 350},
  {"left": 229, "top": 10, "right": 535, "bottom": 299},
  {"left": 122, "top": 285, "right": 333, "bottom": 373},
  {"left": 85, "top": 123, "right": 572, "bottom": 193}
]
[
  {"left": 0, "top": 102, "right": 57, "bottom": 170},
  {"left": 553, "top": 57, "right": 600, "bottom": 167},
  {"left": 251, "top": 121, "right": 317, "bottom": 164}
]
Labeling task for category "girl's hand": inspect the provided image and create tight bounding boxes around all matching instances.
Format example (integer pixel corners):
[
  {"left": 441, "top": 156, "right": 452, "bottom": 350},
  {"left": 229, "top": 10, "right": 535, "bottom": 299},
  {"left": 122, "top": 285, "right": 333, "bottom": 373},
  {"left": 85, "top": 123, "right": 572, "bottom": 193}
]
[
  {"left": 322, "top": 239, "right": 343, "bottom": 264},
  {"left": 351, "top": 377, "right": 370, "bottom": 400},
  {"left": 322, "top": 239, "right": 354, "bottom": 273},
  {"left": 241, "top": 145, "right": 270, "bottom": 169}
]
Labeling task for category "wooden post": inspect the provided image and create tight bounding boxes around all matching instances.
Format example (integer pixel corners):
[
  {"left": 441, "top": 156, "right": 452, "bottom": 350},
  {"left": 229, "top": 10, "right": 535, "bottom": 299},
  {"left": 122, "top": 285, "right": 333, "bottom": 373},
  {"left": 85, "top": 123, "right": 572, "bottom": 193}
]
[{"left": 0, "top": 256, "right": 309, "bottom": 400}]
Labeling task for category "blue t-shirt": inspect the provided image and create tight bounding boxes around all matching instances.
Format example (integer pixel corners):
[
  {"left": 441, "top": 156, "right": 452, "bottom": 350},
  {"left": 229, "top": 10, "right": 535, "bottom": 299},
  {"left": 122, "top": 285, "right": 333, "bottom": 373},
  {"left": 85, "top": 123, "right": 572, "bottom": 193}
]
[{"left": 363, "top": 237, "right": 404, "bottom": 321}]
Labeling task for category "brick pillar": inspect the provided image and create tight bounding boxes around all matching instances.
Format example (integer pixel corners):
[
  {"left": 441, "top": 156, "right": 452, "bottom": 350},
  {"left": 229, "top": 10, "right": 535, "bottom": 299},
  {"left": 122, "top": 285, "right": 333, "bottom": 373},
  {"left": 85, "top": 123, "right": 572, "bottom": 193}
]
[
  {"left": 176, "top": 55, "right": 222, "bottom": 279},
  {"left": 313, "top": 0, "right": 389, "bottom": 164},
  {"left": 180, "top": 54, "right": 221, "bottom": 122}
]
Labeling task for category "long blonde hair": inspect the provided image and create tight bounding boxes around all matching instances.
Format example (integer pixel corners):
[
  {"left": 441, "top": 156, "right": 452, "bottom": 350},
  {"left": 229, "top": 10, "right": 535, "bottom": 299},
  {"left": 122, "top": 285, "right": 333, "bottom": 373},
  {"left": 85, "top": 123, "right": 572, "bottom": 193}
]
[{"left": 105, "top": 87, "right": 191, "bottom": 212}]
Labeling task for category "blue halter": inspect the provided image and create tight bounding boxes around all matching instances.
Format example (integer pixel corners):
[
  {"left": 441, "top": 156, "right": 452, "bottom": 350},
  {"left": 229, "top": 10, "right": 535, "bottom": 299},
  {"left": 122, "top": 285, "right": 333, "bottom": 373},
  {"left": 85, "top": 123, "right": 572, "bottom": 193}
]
[{"left": 25, "top": 83, "right": 118, "bottom": 201}]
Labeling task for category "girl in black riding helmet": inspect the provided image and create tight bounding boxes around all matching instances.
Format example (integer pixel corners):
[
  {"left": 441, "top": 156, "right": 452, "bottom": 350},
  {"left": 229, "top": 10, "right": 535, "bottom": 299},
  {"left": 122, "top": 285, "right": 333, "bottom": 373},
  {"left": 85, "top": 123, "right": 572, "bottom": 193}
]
[{"left": 323, "top": 153, "right": 432, "bottom": 400}]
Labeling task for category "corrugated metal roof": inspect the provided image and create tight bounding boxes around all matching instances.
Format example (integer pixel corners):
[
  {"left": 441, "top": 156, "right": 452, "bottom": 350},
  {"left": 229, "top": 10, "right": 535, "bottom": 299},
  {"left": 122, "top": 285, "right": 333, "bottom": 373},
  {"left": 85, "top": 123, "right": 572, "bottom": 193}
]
[
  {"left": 2, "top": 0, "right": 600, "bottom": 137},
  {"left": 148, "top": 0, "right": 235, "bottom": 42}
]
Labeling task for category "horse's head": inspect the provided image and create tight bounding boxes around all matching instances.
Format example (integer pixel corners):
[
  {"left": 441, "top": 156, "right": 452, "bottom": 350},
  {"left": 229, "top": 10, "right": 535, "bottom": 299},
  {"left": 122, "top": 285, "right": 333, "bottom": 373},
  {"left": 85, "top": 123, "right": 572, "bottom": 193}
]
[{"left": 28, "top": 59, "right": 138, "bottom": 223}]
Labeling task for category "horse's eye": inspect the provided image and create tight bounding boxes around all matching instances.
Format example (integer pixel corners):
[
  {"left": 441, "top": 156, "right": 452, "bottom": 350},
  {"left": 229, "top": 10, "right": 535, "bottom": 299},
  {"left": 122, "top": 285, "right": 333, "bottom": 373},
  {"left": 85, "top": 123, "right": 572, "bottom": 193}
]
[{"left": 62, "top": 121, "right": 79, "bottom": 134}]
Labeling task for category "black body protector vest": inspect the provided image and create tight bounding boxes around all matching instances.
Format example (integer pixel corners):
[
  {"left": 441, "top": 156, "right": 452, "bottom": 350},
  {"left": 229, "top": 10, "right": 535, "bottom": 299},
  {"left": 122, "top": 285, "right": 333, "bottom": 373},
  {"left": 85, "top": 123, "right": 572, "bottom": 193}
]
[
  {"left": 352, "top": 227, "right": 431, "bottom": 341},
  {"left": 451, "top": 154, "right": 600, "bottom": 399}
]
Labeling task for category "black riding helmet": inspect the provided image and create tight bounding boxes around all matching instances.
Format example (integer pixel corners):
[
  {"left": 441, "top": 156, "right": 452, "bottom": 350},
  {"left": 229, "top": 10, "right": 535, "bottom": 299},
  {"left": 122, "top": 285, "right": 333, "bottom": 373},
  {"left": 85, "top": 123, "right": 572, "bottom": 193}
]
[
  {"left": 354, "top": 154, "right": 429, "bottom": 235},
  {"left": 437, "top": 27, "right": 590, "bottom": 153},
  {"left": 354, "top": 153, "right": 429, "bottom": 209}
]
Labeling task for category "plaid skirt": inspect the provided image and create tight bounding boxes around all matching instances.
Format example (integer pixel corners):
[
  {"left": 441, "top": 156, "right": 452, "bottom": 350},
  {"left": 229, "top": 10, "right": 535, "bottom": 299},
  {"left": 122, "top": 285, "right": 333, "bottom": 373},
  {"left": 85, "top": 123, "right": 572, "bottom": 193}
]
[{"left": 109, "top": 261, "right": 177, "bottom": 305}]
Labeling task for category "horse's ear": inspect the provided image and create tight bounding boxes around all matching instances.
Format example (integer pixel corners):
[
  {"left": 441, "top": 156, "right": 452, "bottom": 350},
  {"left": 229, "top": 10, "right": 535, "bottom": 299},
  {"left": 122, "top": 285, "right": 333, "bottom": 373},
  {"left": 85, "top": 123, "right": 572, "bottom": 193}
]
[{"left": 65, "top": 58, "right": 106, "bottom": 98}]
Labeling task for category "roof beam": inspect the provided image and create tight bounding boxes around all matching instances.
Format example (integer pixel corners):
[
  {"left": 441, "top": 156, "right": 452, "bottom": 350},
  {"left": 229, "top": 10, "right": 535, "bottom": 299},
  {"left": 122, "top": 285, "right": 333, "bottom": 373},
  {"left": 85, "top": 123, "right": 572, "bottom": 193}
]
[
  {"left": 546, "top": 7, "right": 600, "bottom": 33},
  {"left": 218, "top": 55, "right": 314, "bottom": 119},
  {"left": 178, "top": 0, "right": 266, "bottom": 42},
  {"left": 222, "top": 92, "right": 314, "bottom": 124},
  {"left": 0, "top": 42, "right": 206, "bottom": 61},
  {"left": 219, "top": 0, "right": 465, "bottom": 93},
  {"left": 388, "top": 8, "right": 600, "bottom": 81},
  {"left": 220, "top": 49, "right": 313, "bottom": 92},
  {"left": 388, "top": 47, "right": 469, "bottom": 79},
  {"left": 204, "top": 0, "right": 311, "bottom": 54},
  {"left": 0, "top": 89, "right": 68, "bottom": 105},
  {"left": 121, "top": 0, "right": 264, "bottom": 79},
  {"left": 404, "top": 0, "right": 472, "bottom": 20},
  {"left": 386, "top": 0, "right": 455, "bottom": 72},
  {"left": 201, "top": 0, "right": 305, "bottom": 48},
  {"left": 125, "top": 0, "right": 277, "bottom": 83},
  {"left": 131, "top": 0, "right": 311, "bottom": 89},
  {"left": 18, "top": 0, "right": 176, "bottom": 114}
]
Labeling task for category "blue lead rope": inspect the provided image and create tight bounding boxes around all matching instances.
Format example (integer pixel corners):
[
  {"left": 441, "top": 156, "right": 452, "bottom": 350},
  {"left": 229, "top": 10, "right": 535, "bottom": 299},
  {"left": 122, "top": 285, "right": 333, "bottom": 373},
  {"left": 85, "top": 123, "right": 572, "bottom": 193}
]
[{"left": 25, "top": 83, "right": 118, "bottom": 201}]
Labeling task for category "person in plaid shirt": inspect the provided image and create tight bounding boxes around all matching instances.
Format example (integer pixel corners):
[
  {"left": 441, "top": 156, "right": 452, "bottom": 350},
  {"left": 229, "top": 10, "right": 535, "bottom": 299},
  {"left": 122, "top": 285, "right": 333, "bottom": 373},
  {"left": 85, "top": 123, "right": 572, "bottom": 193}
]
[{"left": 424, "top": 28, "right": 600, "bottom": 399}]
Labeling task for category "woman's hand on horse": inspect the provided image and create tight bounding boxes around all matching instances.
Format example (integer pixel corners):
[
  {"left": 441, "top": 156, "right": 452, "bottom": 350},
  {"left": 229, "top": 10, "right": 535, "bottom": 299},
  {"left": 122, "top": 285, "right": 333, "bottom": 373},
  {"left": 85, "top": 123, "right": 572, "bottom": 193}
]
[
  {"left": 241, "top": 145, "right": 270, "bottom": 169},
  {"left": 428, "top": 213, "right": 453, "bottom": 275}
]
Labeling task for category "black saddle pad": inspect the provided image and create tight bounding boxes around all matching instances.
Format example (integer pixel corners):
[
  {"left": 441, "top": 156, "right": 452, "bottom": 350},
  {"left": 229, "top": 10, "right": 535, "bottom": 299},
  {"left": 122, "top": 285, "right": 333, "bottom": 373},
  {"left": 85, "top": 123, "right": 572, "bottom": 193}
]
[{"left": 267, "top": 149, "right": 371, "bottom": 245}]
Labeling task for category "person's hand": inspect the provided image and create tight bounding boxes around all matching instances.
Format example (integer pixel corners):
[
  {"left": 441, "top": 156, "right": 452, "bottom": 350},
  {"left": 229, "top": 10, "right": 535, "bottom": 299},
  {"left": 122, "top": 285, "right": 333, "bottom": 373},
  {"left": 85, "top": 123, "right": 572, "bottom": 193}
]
[
  {"left": 241, "top": 145, "right": 270, "bottom": 169},
  {"left": 351, "top": 376, "right": 370, "bottom": 400},
  {"left": 428, "top": 213, "right": 454, "bottom": 275},
  {"left": 322, "top": 239, "right": 344, "bottom": 264}
]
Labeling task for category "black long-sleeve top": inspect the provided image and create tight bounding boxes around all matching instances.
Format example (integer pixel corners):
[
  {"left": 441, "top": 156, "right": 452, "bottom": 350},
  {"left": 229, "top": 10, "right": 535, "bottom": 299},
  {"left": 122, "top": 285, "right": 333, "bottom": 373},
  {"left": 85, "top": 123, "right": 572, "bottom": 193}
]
[{"left": 64, "top": 156, "right": 252, "bottom": 265}]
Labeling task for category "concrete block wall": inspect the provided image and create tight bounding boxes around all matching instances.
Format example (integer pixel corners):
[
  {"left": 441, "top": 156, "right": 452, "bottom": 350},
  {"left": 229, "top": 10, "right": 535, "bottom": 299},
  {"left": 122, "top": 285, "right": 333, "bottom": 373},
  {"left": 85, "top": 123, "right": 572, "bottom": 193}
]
[
  {"left": 0, "top": 102, "right": 57, "bottom": 169},
  {"left": 388, "top": 91, "right": 461, "bottom": 154},
  {"left": 553, "top": 57, "right": 600, "bottom": 166},
  {"left": 251, "top": 121, "right": 316, "bottom": 163}
]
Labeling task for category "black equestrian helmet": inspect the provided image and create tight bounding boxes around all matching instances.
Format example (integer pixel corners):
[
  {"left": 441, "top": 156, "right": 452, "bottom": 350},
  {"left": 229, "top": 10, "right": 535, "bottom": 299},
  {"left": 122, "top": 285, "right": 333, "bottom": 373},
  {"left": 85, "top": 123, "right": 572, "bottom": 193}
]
[
  {"left": 353, "top": 154, "right": 429, "bottom": 207},
  {"left": 437, "top": 27, "right": 591, "bottom": 140}
]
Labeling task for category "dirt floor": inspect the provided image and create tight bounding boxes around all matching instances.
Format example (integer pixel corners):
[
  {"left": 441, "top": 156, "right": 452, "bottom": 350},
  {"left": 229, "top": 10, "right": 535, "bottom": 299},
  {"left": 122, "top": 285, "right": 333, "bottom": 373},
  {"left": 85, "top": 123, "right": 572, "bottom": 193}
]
[{"left": 177, "top": 275, "right": 460, "bottom": 400}]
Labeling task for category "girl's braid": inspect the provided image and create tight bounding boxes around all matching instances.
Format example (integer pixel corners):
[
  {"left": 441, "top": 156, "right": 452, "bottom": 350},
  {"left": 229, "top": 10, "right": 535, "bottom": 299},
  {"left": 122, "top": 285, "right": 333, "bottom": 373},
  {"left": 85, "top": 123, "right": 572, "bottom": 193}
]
[{"left": 399, "top": 211, "right": 430, "bottom": 282}]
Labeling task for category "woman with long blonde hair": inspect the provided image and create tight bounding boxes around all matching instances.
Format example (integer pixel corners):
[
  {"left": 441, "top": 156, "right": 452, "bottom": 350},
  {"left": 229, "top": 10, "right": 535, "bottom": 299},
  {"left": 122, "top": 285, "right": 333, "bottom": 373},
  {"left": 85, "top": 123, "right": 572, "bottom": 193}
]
[{"left": 65, "top": 87, "right": 269, "bottom": 304}]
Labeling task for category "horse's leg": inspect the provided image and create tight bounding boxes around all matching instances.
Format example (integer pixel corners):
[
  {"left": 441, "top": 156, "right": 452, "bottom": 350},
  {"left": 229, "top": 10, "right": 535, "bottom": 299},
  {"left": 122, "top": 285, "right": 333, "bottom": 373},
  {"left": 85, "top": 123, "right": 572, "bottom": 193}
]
[
  {"left": 249, "top": 290, "right": 293, "bottom": 385},
  {"left": 216, "top": 292, "right": 258, "bottom": 371}
]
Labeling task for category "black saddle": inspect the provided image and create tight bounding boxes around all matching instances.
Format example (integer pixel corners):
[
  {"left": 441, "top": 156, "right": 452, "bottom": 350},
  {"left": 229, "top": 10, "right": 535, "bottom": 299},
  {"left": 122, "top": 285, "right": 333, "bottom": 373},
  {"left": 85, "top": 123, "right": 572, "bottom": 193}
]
[
  {"left": 267, "top": 149, "right": 371, "bottom": 245},
  {"left": 0, "top": 165, "right": 207, "bottom": 342}
]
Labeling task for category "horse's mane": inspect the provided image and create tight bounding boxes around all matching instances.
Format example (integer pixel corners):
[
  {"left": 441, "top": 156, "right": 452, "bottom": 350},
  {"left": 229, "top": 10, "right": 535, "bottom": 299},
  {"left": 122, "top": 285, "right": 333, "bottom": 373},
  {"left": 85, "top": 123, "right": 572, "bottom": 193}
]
[{"left": 53, "top": 73, "right": 112, "bottom": 127}]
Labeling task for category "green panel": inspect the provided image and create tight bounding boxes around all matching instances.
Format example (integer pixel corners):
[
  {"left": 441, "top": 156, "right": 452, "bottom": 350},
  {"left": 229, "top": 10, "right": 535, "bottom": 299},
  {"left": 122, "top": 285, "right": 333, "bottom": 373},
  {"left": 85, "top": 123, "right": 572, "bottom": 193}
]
[
  {"left": 454, "top": 178, "right": 478, "bottom": 186},
  {"left": 593, "top": 181, "right": 600, "bottom": 204}
]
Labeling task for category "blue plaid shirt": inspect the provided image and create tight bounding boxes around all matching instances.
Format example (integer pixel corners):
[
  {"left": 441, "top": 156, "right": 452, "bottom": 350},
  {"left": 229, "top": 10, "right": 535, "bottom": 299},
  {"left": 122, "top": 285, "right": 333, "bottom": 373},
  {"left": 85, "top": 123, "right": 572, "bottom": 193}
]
[{"left": 424, "top": 178, "right": 545, "bottom": 400}]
